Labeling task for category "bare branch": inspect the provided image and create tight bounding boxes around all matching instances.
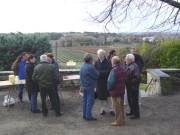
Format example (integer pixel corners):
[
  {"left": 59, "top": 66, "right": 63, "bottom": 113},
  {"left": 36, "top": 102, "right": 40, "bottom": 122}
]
[
  {"left": 90, "top": 0, "right": 180, "bottom": 31},
  {"left": 159, "top": 0, "right": 180, "bottom": 9},
  {"left": 174, "top": 9, "right": 180, "bottom": 24}
]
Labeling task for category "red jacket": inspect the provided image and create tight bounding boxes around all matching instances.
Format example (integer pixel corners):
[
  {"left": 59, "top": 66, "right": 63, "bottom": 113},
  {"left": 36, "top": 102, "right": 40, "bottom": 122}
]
[{"left": 108, "top": 64, "right": 126, "bottom": 97}]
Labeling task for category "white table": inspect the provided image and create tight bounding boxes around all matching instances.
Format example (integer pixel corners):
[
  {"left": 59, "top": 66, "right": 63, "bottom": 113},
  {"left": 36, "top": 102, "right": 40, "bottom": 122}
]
[{"left": 0, "top": 80, "right": 25, "bottom": 108}]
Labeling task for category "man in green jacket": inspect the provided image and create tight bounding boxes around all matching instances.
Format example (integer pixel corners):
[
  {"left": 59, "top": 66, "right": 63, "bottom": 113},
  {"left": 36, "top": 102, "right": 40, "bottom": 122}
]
[{"left": 32, "top": 54, "right": 61, "bottom": 117}]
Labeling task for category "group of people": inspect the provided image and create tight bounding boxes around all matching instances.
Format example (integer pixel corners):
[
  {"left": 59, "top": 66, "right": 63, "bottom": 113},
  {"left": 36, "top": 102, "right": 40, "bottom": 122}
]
[
  {"left": 11, "top": 47, "right": 144, "bottom": 126},
  {"left": 80, "top": 48, "right": 144, "bottom": 126},
  {"left": 11, "top": 52, "right": 62, "bottom": 117}
]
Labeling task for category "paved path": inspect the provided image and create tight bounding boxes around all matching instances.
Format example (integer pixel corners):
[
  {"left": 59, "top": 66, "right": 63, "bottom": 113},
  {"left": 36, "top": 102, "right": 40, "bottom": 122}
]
[{"left": 0, "top": 89, "right": 180, "bottom": 135}]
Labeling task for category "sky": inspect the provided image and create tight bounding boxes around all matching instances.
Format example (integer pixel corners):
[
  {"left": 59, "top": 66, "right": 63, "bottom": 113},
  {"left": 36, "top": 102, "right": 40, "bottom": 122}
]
[
  {"left": 0, "top": 0, "right": 178, "bottom": 33},
  {"left": 0, "top": 0, "right": 104, "bottom": 33}
]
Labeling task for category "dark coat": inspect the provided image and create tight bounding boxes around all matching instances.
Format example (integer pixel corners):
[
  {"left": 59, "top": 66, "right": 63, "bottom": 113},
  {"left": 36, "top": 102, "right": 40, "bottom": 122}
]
[
  {"left": 32, "top": 62, "right": 57, "bottom": 88},
  {"left": 133, "top": 53, "right": 144, "bottom": 72},
  {"left": 25, "top": 62, "right": 38, "bottom": 92},
  {"left": 95, "top": 58, "right": 111, "bottom": 100},
  {"left": 125, "top": 62, "right": 140, "bottom": 85},
  {"left": 52, "top": 59, "right": 61, "bottom": 84},
  {"left": 107, "top": 56, "right": 113, "bottom": 70}
]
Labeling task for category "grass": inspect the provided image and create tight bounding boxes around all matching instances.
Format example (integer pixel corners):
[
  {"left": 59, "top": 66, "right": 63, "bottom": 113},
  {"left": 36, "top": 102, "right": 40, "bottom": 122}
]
[
  {"left": 140, "top": 83, "right": 148, "bottom": 91},
  {"left": 53, "top": 47, "right": 97, "bottom": 69}
]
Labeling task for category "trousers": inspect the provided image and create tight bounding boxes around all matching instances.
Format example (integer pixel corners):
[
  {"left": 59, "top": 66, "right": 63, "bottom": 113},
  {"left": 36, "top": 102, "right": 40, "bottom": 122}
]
[
  {"left": 30, "top": 91, "right": 38, "bottom": 112},
  {"left": 126, "top": 83, "right": 140, "bottom": 117},
  {"left": 39, "top": 86, "right": 60, "bottom": 116},
  {"left": 111, "top": 97, "right": 125, "bottom": 124},
  {"left": 83, "top": 88, "right": 95, "bottom": 119},
  {"left": 49, "top": 84, "right": 61, "bottom": 111},
  {"left": 17, "top": 84, "right": 24, "bottom": 102}
]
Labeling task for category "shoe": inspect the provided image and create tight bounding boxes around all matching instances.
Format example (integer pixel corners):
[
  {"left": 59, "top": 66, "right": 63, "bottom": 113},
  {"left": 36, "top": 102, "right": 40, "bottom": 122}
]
[
  {"left": 59, "top": 112, "right": 64, "bottom": 115},
  {"left": 110, "top": 111, "right": 115, "bottom": 116},
  {"left": 130, "top": 116, "right": 140, "bottom": 119},
  {"left": 110, "top": 122, "right": 122, "bottom": 126},
  {"left": 43, "top": 113, "right": 48, "bottom": 117},
  {"left": 56, "top": 112, "right": 62, "bottom": 117},
  {"left": 32, "top": 109, "right": 41, "bottom": 113},
  {"left": 126, "top": 112, "right": 133, "bottom": 116},
  {"left": 86, "top": 117, "right": 97, "bottom": 121},
  {"left": 18, "top": 100, "right": 24, "bottom": 104},
  {"left": 83, "top": 116, "right": 86, "bottom": 120},
  {"left": 100, "top": 110, "right": 106, "bottom": 115}
]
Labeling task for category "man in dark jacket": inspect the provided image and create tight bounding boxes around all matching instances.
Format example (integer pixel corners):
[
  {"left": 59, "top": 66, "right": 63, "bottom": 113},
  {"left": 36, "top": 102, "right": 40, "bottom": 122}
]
[
  {"left": 95, "top": 49, "right": 112, "bottom": 115},
  {"left": 130, "top": 47, "right": 144, "bottom": 112},
  {"left": 125, "top": 54, "right": 141, "bottom": 119},
  {"left": 107, "top": 56, "right": 126, "bottom": 126},
  {"left": 25, "top": 54, "right": 40, "bottom": 113},
  {"left": 130, "top": 47, "right": 144, "bottom": 72},
  {"left": 46, "top": 53, "right": 61, "bottom": 112},
  {"left": 32, "top": 54, "right": 61, "bottom": 117},
  {"left": 107, "top": 49, "right": 116, "bottom": 69}
]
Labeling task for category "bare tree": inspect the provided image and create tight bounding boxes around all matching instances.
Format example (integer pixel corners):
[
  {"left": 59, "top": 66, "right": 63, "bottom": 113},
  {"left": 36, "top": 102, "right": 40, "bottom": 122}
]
[{"left": 91, "top": 0, "right": 180, "bottom": 31}]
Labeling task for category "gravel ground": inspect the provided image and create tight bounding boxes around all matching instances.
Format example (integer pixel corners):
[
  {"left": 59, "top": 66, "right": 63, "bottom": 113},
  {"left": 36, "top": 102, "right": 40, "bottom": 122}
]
[{"left": 0, "top": 88, "right": 180, "bottom": 135}]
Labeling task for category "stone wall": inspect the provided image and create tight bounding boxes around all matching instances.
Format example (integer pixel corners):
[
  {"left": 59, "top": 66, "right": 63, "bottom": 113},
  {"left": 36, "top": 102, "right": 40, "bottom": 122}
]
[
  {"left": 146, "top": 68, "right": 180, "bottom": 96},
  {"left": 161, "top": 69, "right": 180, "bottom": 92}
]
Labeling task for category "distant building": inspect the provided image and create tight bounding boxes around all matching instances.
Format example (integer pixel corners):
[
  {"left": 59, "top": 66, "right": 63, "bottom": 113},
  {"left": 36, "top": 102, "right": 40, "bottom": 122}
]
[{"left": 142, "top": 37, "right": 155, "bottom": 42}]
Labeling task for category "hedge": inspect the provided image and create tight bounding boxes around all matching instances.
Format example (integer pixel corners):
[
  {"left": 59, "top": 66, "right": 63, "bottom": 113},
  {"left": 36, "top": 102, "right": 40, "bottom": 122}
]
[
  {"left": 0, "top": 33, "right": 51, "bottom": 71},
  {"left": 137, "top": 39, "right": 180, "bottom": 68}
]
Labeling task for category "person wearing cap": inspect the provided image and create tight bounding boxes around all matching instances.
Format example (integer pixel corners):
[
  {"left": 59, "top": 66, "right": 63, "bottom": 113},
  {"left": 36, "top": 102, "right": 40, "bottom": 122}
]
[
  {"left": 32, "top": 54, "right": 61, "bottom": 117},
  {"left": 80, "top": 53, "right": 99, "bottom": 121}
]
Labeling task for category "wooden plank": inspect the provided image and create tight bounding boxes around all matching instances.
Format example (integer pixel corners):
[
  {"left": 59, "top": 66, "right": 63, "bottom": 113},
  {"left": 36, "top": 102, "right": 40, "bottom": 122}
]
[{"left": 0, "top": 80, "right": 25, "bottom": 87}]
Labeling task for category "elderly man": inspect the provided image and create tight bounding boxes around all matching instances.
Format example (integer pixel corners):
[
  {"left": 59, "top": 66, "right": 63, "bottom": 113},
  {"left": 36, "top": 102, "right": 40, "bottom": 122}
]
[
  {"left": 95, "top": 49, "right": 112, "bottom": 115},
  {"left": 32, "top": 54, "right": 61, "bottom": 117},
  {"left": 107, "top": 56, "right": 126, "bottom": 126},
  {"left": 125, "top": 54, "right": 141, "bottom": 119},
  {"left": 80, "top": 54, "right": 99, "bottom": 121}
]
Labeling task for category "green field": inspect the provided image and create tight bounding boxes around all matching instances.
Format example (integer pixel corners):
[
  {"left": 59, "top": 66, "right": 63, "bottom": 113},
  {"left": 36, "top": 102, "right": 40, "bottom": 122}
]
[{"left": 52, "top": 47, "right": 97, "bottom": 68}]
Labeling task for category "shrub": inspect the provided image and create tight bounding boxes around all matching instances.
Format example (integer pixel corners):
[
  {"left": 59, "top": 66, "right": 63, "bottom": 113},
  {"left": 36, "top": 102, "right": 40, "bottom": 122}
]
[
  {"left": 159, "top": 40, "right": 180, "bottom": 68},
  {"left": 137, "top": 39, "right": 180, "bottom": 68},
  {"left": 0, "top": 33, "right": 51, "bottom": 71},
  {"left": 117, "top": 47, "right": 129, "bottom": 62}
]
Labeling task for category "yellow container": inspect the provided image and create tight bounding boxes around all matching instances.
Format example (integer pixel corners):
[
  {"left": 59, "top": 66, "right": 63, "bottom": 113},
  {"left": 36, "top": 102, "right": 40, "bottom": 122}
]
[{"left": 9, "top": 75, "right": 16, "bottom": 84}]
